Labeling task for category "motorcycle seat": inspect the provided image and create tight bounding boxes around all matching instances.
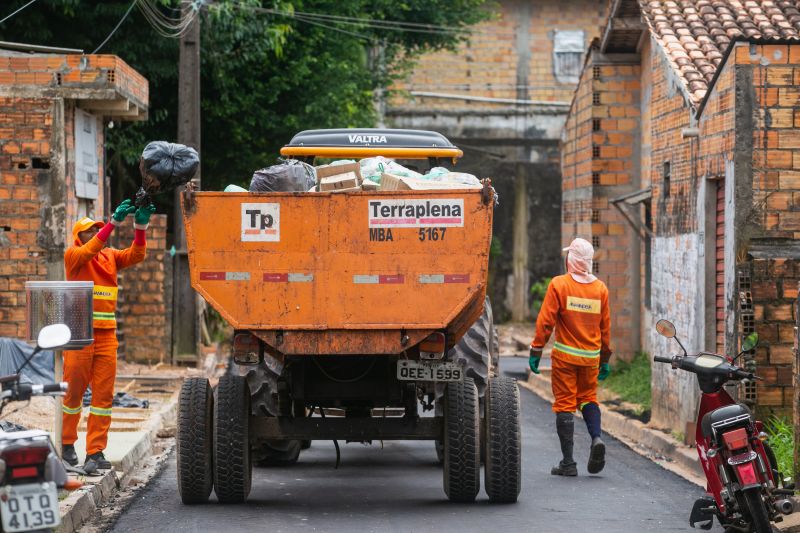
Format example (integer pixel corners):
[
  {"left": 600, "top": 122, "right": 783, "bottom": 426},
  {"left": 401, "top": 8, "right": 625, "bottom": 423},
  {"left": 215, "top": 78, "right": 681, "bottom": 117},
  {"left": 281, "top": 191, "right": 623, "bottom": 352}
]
[{"left": 701, "top": 403, "right": 753, "bottom": 439}]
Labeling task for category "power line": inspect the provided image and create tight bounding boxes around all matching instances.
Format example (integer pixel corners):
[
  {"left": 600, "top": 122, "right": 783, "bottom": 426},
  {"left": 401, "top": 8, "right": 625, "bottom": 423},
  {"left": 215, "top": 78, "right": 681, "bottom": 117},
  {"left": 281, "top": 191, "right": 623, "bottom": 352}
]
[
  {"left": 231, "top": 4, "right": 484, "bottom": 37},
  {"left": 92, "top": 0, "right": 138, "bottom": 54},
  {"left": 137, "top": 0, "right": 200, "bottom": 38},
  {"left": 0, "top": 0, "right": 38, "bottom": 26},
  {"left": 291, "top": 13, "right": 375, "bottom": 42}
]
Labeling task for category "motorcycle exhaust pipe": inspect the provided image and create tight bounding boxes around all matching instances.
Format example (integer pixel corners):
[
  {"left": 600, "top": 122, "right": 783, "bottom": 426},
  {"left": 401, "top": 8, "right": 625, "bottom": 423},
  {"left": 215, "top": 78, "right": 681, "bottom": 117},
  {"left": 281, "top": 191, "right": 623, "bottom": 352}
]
[{"left": 774, "top": 499, "right": 794, "bottom": 515}]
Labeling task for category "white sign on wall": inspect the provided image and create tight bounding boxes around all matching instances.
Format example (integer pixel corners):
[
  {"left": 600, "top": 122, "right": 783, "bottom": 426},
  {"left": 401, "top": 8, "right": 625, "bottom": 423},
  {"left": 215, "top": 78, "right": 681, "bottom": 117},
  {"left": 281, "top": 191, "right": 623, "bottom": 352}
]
[{"left": 74, "top": 108, "right": 99, "bottom": 200}]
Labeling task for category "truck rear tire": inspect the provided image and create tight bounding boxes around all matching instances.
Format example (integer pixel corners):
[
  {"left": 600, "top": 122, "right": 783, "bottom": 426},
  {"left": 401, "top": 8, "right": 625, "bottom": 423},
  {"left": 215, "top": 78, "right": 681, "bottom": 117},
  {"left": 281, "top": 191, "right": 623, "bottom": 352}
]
[
  {"left": 484, "top": 376, "right": 521, "bottom": 503},
  {"left": 214, "top": 375, "right": 252, "bottom": 503},
  {"left": 443, "top": 377, "right": 480, "bottom": 502},
  {"left": 177, "top": 378, "right": 214, "bottom": 504}
]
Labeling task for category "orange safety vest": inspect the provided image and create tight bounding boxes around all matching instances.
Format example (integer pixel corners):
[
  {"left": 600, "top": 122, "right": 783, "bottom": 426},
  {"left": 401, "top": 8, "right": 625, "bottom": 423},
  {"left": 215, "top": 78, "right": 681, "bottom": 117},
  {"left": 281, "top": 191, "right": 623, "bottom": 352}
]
[
  {"left": 532, "top": 274, "right": 612, "bottom": 367},
  {"left": 64, "top": 227, "right": 145, "bottom": 329}
]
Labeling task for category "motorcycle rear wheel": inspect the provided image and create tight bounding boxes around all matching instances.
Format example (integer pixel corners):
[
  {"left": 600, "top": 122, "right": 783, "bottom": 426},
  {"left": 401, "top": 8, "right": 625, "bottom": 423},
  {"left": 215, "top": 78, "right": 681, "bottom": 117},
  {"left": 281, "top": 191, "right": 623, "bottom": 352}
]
[{"left": 742, "top": 487, "right": 774, "bottom": 533}]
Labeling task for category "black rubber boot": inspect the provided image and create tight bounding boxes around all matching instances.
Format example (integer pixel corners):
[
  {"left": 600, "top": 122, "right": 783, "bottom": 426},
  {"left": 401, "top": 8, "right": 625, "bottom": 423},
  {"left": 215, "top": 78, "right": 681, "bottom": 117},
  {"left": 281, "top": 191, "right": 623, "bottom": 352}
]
[
  {"left": 62, "top": 444, "right": 78, "bottom": 467},
  {"left": 551, "top": 413, "right": 578, "bottom": 477},
  {"left": 588, "top": 436, "right": 606, "bottom": 474},
  {"left": 83, "top": 451, "right": 112, "bottom": 475}
]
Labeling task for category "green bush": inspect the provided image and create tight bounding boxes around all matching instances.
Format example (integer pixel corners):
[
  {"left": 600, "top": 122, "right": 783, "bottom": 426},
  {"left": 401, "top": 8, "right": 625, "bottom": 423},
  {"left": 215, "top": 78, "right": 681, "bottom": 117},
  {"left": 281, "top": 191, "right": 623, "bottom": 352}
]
[
  {"left": 601, "top": 351, "right": 651, "bottom": 414},
  {"left": 764, "top": 416, "right": 794, "bottom": 477},
  {"left": 530, "top": 277, "right": 551, "bottom": 317}
]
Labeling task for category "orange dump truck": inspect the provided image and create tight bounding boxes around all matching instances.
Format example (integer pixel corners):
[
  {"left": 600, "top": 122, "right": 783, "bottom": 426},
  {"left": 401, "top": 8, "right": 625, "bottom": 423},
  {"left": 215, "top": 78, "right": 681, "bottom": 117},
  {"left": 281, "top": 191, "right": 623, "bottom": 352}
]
[{"left": 175, "top": 129, "right": 521, "bottom": 505}]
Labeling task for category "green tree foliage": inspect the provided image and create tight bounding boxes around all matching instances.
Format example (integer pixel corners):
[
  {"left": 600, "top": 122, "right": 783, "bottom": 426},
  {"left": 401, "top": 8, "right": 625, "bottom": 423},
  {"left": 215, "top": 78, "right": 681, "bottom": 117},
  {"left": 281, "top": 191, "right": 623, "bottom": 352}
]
[{"left": 0, "top": 0, "right": 491, "bottom": 204}]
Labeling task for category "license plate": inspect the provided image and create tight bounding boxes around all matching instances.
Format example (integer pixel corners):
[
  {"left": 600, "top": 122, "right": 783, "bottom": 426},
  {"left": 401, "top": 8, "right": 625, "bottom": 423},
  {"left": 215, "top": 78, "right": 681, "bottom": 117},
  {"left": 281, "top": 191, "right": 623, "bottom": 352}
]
[
  {"left": 0, "top": 482, "right": 60, "bottom": 532},
  {"left": 397, "top": 360, "right": 463, "bottom": 382}
]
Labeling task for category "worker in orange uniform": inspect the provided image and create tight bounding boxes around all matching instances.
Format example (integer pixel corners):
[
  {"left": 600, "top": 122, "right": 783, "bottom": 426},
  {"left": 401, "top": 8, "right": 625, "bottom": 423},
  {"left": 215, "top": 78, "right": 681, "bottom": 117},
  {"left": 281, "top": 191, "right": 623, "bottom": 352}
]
[
  {"left": 529, "top": 237, "right": 612, "bottom": 477},
  {"left": 62, "top": 199, "right": 156, "bottom": 474}
]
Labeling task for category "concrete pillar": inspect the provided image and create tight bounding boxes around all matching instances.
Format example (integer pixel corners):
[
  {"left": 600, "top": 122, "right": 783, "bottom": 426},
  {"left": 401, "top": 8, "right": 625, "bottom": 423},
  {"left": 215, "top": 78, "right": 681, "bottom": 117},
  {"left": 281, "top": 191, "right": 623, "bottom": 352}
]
[{"left": 512, "top": 162, "right": 530, "bottom": 321}]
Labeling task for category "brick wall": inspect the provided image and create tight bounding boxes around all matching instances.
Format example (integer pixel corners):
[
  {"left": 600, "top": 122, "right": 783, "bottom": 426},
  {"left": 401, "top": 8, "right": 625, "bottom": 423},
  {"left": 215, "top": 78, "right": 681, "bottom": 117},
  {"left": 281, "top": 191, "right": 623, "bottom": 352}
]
[
  {"left": 0, "top": 96, "right": 55, "bottom": 338},
  {"left": 391, "top": 0, "right": 605, "bottom": 109},
  {"left": 114, "top": 214, "right": 170, "bottom": 363},
  {"left": 735, "top": 43, "right": 800, "bottom": 417},
  {"left": 561, "top": 52, "right": 642, "bottom": 361}
]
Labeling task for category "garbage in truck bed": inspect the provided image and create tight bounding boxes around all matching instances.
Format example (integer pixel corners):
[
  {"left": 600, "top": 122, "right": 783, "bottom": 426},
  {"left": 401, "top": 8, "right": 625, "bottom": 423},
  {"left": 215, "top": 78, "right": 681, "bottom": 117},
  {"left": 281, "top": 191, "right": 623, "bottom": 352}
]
[{"left": 228, "top": 157, "right": 483, "bottom": 193}]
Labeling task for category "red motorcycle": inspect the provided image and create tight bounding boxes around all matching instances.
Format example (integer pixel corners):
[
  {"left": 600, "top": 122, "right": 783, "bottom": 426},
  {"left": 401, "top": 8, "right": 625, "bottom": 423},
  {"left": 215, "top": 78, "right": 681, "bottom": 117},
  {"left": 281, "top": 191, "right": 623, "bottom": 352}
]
[{"left": 654, "top": 319, "right": 794, "bottom": 533}]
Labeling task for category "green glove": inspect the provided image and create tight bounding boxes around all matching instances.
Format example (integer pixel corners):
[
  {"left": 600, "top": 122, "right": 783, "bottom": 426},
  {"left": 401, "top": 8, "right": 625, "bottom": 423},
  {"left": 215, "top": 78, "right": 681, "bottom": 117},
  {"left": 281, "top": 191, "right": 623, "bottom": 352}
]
[
  {"left": 112, "top": 199, "right": 136, "bottom": 222},
  {"left": 529, "top": 348, "right": 542, "bottom": 374},
  {"left": 134, "top": 204, "right": 156, "bottom": 226},
  {"left": 598, "top": 363, "right": 611, "bottom": 381}
]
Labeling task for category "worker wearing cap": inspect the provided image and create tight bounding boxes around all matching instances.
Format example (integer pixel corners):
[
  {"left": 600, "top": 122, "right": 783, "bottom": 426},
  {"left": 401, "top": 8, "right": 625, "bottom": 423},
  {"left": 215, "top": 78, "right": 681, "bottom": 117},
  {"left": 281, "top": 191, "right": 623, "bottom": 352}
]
[
  {"left": 62, "top": 199, "right": 156, "bottom": 474},
  {"left": 529, "top": 237, "right": 612, "bottom": 476}
]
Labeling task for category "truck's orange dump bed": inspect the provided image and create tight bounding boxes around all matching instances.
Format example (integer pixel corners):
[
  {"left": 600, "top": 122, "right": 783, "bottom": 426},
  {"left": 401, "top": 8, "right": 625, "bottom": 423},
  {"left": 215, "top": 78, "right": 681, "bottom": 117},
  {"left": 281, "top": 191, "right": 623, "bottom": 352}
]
[{"left": 182, "top": 188, "right": 494, "bottom": 355}]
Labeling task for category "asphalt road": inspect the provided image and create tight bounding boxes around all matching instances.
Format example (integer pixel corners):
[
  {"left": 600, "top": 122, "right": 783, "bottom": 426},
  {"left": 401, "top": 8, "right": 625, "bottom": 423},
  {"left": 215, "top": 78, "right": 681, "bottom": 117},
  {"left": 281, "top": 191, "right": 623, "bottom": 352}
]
[{"left": 109, "top": 358, "right": 716, "bottom": 532}]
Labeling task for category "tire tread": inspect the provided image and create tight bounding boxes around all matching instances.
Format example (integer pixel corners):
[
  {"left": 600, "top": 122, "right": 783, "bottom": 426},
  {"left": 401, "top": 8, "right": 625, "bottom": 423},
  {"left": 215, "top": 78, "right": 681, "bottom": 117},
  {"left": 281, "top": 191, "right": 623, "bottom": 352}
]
[
  {"left": 484, "top": 376, "right": 521, "bottom": 503},
  {"left": 177, "top": 377, "right": 213, "bottom": 504},
  {"left": 214, "top": 374, "right": 252, "bottom": 503},
  {"left": 443, "top": 378, "right": 480, "bottom": 502}
]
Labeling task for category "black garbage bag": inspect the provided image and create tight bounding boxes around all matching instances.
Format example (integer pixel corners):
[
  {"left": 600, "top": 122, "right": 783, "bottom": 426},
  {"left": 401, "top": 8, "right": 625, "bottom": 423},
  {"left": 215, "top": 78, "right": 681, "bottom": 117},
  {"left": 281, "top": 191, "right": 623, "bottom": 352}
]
[
  {"left": 136, "top": 141, "right": 200, "bottom": 206},
  {"left": 249, "top": 159, "right": 315, "bottom": 192}
]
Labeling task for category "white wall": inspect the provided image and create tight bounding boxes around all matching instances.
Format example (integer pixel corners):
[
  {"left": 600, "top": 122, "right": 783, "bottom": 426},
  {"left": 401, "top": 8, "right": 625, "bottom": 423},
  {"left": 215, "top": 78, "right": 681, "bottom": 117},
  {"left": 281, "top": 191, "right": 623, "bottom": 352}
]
[{"left": 649, "top": 231, "right": 705, "bottom": 431}]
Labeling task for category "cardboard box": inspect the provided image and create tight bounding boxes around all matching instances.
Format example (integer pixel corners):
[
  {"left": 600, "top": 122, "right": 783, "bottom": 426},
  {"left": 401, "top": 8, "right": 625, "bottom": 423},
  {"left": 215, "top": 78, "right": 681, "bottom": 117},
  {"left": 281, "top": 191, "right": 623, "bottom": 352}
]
[
  {"left": 361, "top": 179, "right": 379, "bottom": 191},
  {"left": 380, "top": 172, "right": 482, "bottom": 191},
  {"left": 316, "top": 162, "right": 362, "bottom": 181},
  {"left": 320, "top": 171, "right": 359, "bottom": 191}
]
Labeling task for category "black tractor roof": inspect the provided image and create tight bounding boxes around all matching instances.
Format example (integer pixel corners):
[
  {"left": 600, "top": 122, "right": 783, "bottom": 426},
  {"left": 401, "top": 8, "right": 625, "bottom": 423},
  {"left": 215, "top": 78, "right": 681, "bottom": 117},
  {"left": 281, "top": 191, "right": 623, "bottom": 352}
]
[{"left": 280, "top": 128, "right": 462, "bottom": 160}]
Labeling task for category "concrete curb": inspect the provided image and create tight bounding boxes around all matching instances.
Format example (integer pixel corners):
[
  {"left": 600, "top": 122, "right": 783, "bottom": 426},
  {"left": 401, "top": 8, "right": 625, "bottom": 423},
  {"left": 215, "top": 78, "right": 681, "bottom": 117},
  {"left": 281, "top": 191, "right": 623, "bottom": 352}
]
[{"left": 56, "top": 392, "right": 179, "bottom": 533}]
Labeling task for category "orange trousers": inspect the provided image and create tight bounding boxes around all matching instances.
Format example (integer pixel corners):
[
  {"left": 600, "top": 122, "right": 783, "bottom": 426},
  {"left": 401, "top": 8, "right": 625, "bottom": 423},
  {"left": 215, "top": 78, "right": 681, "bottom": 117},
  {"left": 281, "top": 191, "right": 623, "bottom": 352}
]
[
  {"left": 551, "top": 356, "right": 598, "bottom": 413},
  {"left": 62, "top": 328, "right": 118, "bottom": 455}
]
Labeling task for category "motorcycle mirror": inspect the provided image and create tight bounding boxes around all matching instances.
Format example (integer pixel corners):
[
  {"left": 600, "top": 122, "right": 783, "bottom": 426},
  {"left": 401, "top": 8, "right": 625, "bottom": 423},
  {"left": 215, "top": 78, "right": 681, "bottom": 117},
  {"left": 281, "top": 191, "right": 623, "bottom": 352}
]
[
  {"left": 656, "top": 319, "right": 677, "bottom": 338},
  {"left": 36, "top": 324, "right": 71, "bottom": 350},
  {"left": 741, "top": 332, "right": 759, "bottom": 353}
]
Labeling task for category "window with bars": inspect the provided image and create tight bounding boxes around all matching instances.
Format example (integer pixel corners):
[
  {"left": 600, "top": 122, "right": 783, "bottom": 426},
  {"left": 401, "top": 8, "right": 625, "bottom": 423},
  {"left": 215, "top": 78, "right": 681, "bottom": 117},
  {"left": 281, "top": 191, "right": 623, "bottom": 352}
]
[
  {"left": 593, "top": 65, "right": 601, "bottom": 80},
  {"left": 592, "top": 236, "right": 600, "bottom": 248},
  {"left": 553, "top": 30, "right": 585, "bottom": 84},
  {"left": 592, "top": 145, "right": 600, "bottom": 158},
  {"left": 592, "top": 118, "right": 601, "bottom": 132},
  {"left": 663, "top": 161, "right": 671, "bottom": 198},
  {"left": 592, "top": 173, "right": 600, "bottom": 185},
  {"left": 591, "top": 209, "right": 600, "bottom": 223},
  {"left": 593, "top": 262, "right": 600, "bottom": 274},
  {"left": 592, "top": 92, "right": 601, "bottom": 105}
]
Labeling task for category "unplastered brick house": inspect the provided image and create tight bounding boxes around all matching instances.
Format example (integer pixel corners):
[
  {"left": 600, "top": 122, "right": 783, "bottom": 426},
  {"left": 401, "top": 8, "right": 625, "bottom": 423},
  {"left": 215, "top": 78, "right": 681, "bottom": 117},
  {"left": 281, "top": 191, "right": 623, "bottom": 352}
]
[
  {"left": 561, "top": 0, "right": 800, "bottom": 434},
  {"left": 0, "top": 46, "right": 169, "bottom": 363}
]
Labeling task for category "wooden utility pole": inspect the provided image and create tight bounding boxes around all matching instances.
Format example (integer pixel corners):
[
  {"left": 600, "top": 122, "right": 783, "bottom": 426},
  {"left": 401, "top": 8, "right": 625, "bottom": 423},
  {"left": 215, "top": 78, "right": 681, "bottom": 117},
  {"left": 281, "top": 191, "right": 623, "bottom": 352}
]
[{"left": 173, "top": 1, "right": 201, "bottom": 363}]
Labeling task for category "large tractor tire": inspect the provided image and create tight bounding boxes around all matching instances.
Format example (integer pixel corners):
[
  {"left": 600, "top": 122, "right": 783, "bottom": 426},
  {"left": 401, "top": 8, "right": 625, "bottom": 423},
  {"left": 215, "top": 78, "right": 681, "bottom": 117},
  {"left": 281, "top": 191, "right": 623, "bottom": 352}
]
[
  {"left": 443, "top": 377, "right": 480, "bottom": 503},
  {"left": 177, "top": 378, "right": 214, "bottom": 504},
  {"left": 484, "top": 376, "right": 521, "bottom": 503},
  {"left": 214, "top": 374, "right": 252, "bottom": 503}
]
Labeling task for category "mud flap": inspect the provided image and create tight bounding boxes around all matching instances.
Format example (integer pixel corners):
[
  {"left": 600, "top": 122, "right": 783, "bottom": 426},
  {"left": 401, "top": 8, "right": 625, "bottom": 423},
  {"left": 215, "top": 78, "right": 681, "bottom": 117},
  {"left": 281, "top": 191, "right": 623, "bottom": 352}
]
[{"left": 689, "top": 496, "right": 716, "bottom": 530}]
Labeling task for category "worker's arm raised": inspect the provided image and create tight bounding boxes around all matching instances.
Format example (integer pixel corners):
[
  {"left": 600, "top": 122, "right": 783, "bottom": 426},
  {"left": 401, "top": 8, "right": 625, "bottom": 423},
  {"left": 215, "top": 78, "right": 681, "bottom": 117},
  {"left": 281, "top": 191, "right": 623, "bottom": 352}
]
[
  {"left": 114, "top": 204, "right": 155, "bottom": 269},
  {"left": 65, "top": 200, "right": 136, "bottom": 275}
]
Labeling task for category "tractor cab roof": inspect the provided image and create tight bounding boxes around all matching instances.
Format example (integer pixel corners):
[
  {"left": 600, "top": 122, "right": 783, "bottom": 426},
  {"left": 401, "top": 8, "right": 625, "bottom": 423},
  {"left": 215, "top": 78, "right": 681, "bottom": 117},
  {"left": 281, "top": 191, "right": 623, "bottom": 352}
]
[{"left": 280, "top": 128, "right": 463, "bottom": 160}]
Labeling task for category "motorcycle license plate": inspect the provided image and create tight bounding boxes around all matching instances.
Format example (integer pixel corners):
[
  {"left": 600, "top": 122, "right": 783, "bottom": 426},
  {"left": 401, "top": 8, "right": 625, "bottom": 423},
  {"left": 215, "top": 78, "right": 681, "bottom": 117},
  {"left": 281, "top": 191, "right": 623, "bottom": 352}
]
[
  {"left": 0, "top": 482, "right": 60, "bottom": 532},
  {"left": 397, "top": 360, "right": 463, "bottom": 382}
]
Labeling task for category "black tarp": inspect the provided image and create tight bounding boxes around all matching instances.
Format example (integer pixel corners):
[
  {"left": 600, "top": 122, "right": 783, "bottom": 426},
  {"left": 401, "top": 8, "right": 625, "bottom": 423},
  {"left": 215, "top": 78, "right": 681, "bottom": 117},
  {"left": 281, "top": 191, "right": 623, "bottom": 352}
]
[{"left": 0, "top": 338, "right": 54, "bottom": 384}]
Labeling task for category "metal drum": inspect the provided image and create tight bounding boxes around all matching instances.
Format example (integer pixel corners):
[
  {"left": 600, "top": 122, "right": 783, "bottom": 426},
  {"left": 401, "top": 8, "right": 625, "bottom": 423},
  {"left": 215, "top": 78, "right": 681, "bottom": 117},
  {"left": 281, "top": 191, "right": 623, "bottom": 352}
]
[{"left": 25, "top": 281, "right": 94, "bottom": 349}]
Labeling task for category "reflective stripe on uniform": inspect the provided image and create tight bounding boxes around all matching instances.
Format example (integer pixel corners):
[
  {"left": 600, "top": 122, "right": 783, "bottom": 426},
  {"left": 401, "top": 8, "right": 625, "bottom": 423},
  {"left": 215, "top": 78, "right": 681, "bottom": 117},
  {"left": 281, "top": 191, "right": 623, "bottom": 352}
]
[
  {"left": 93, "top": 285, "right": 118, "bottom": 301},
  {"left": 62, "top": 404, "right": 83, "bottom": 415},
  {"left": 89, "top": 406, "right": 112, "bottom": 417},
  {"left": 554, "top": 342, "right": 600, "bottom": 358},
  {"left": 92, "top": 312, "right": 116, "bottom": 321}
]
